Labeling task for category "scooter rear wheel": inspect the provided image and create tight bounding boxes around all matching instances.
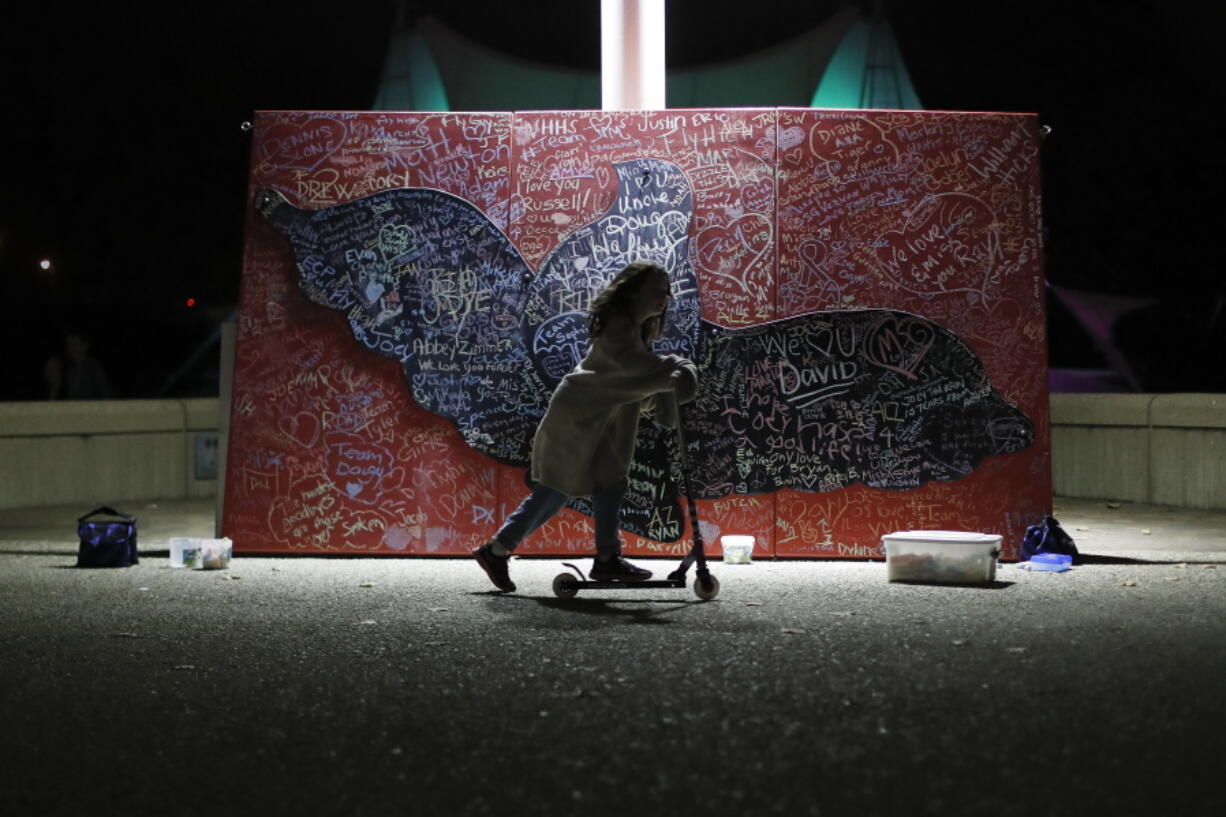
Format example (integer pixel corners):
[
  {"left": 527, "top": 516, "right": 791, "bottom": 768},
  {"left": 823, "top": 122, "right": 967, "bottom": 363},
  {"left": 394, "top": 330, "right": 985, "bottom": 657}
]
[
  {"left": 552, "top": 572, "right": 580, "bottom": 599},
  {"left": 693, "top": 574, "right": 720, "bottom": 601}
]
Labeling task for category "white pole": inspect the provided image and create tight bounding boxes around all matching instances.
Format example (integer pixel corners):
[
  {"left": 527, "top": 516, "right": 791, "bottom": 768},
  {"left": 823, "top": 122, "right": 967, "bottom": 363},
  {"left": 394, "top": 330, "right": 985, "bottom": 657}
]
[{"left": 601, "top": 0, "right": 666, "bottom": 110}]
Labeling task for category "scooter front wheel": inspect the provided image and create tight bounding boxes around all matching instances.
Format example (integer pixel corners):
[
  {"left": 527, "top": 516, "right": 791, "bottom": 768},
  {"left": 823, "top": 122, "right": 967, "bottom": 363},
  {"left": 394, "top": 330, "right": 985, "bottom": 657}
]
[
  {"left": 553, "top": 572, "right": 580, "bottom": 599},
  {"left": 693, "top": 574, "right": 720, "bottom": 601}
]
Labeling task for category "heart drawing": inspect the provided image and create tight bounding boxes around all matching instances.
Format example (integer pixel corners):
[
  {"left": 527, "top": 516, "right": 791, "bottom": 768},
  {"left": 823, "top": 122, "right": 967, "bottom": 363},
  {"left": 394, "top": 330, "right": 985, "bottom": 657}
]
[
  {"left": 258, "top": 117, "right": 348, "bottom": 173},
  {"left": 695, "top": 213, "right": 772, "bottom": 298},
  {"left": 873, "top": 193, "right": 999, "bottom": 297},
  {"left": 864, "top": 316, "right": 936, "bottom": 380},
  {"left": 278, "top": 412, "right": 321, "bottom": 448}
]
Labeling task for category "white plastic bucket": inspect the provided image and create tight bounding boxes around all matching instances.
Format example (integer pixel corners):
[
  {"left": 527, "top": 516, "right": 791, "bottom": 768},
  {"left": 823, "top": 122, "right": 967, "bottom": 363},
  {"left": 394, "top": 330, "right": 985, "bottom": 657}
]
[
  {"left": 169, "top": 537, "right": 202, "bottom": 568},
  {"left": 721, "top": 535, "right": 754, "bottom": 564},
  {"left": 199, "top": 538, "right": 233, "bottom": 570}
]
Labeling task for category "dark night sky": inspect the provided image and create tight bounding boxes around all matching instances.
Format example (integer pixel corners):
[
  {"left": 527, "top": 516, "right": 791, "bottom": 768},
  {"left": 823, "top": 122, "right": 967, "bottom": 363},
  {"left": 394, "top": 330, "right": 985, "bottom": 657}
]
[{"left": 1, "top": 0, "right": 1221, "bottom": 398}]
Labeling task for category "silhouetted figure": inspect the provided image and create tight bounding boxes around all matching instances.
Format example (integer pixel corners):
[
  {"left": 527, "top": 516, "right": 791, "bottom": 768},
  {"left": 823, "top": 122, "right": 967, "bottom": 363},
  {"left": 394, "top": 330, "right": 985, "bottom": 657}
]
[
  {"left": 473, "top": 261, "right": 697, "bottom": 593},
  {"left": 45, "top": 332, "right": 114, "bottom": 399}
]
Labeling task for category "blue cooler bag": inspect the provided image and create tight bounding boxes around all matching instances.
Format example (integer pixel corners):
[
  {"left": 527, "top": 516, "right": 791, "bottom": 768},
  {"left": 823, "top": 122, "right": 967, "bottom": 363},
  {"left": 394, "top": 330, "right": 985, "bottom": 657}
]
[
  {"left": 1021, "top": 515, "right": 1078, "bottom": 564},
  {"left": 77, "top": 506, "right": 139, "bottom": 568}
]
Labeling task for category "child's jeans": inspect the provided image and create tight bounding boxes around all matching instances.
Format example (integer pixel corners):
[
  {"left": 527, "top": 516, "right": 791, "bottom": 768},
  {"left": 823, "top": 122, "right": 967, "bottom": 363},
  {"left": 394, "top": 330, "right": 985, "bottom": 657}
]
[{"left": 494, "top": 481, "right": 626, "bottom": 559}]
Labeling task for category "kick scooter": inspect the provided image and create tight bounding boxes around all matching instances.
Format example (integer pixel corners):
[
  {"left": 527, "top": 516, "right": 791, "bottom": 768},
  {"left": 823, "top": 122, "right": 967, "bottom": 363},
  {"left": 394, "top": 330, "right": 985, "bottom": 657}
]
[{"left": 551, "top": 405, "right": 720, "bottom": 601}]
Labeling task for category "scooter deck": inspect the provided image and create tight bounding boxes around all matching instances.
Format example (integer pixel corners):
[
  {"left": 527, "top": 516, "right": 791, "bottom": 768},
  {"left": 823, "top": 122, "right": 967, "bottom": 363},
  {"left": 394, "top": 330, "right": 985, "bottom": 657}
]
[
  {"left": 553, "top": 561, "right": 718, "bottom": 599},
  {"left": 567, "top": 578, "right": 688, "bottom": 590},
  {"left": 558, "top": 562, "right": 686, "bottom": 590}
]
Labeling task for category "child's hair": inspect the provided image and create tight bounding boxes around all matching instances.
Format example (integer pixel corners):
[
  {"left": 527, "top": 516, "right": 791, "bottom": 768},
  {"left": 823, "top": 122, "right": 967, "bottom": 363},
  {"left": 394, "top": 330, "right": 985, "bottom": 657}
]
[{"left": 587, "top": 261, "right": 669, "bottom": 339}]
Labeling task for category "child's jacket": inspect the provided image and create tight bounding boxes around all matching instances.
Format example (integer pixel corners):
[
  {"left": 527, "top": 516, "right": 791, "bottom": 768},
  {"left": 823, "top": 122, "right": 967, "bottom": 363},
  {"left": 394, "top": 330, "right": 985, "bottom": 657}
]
[{"left": 529, "top": 332, "right": 697, "bottom": 497}]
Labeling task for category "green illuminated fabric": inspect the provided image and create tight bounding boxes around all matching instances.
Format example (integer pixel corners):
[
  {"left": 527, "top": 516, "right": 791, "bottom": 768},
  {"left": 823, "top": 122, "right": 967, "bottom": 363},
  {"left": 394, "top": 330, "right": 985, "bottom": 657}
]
[
  {"left": 373, "top": 24, "right": 451, "bottom": 111},
  {"left": 811, "top": 14, "right": 921, "bottom": 109},
  {"left": 373, "top": 6, "right": 920, "bottom": 111}
]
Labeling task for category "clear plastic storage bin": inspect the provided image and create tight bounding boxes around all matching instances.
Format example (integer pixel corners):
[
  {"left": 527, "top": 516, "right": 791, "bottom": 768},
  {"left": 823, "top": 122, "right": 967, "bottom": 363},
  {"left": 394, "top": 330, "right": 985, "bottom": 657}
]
[{"left": 883, "top": 530, "right": 1001, "bottom": 584}]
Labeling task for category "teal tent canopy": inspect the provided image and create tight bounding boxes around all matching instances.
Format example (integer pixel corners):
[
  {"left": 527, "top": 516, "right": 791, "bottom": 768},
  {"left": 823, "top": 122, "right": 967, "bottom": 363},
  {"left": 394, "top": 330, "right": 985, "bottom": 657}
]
[
  {"left": 373, "top": 18, "right": 451, "bottom": 111},
  {"left": 373, "top": 4, "right": 921, "bottom": 111},
  {"left": 811, "top": 10, "right": 921, "bottom": 109}
]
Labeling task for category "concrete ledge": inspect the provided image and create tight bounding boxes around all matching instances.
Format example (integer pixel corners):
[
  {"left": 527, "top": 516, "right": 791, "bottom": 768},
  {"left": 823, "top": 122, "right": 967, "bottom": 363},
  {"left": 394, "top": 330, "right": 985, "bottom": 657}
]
[
  {"left": 1, "top": 433, "right": 185, "bottom": 509},
  {"left": 0, "top": 399, "right": 221, "bottom": 511},
  {"left": 1052, "top": 393, "right": 1226, "bottom": 430},
  {"left": 1150, "top": 394, "right": 1226, "bottom": 429},
  {"left": 1052, "top": 425, "right": 1149, "bottom": 503},
  {"left": 183, "top": 398, "right": 221, "bottom": 431},
  {"left": 3, "top": 394, "right": 1223, "bottom": 511},
  {"left": 1052, "top": 393, "right": 1226, "bottom": 509},
  {"left": 1151, "top": 428, "right": 1224, "bottom": 508},
  {"left": 0, "top": 400, "right": 188, "bottom": 437},
  {"left": 1050, "top": 393, "right": 1152, "bottom": 426}
]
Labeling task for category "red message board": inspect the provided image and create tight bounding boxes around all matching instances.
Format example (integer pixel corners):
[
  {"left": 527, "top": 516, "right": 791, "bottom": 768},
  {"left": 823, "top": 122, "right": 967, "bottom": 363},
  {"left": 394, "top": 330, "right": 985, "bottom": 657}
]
[
  {"left": 771, "top": 109, "right": 1048, "bottom": 556},
  {"left": 228, "top": 113, "right": 510, "bottom": 553},
  {"left": 225, "top": 108, "right": 1047, "bottom": 559}
]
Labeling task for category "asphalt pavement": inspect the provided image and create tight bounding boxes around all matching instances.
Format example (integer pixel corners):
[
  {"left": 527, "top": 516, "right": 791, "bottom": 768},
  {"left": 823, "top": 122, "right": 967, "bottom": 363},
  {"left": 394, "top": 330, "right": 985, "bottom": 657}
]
[{"left": 1, "top": 496, "right": 1222, "bottom": 817}]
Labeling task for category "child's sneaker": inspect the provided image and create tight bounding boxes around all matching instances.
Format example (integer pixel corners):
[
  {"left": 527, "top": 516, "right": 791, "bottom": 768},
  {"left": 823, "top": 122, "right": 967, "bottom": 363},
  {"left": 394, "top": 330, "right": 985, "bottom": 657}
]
[
  {"left": 590, "top": 555, "right": 652, "bottom": 582},
  {"left": 474, "top": 543, "right": 515, "bottom": 592}
]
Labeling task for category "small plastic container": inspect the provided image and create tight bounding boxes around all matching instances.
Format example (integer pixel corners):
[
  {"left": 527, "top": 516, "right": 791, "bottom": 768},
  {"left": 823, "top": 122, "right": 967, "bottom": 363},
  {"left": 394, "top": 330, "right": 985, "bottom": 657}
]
[
  {"left": 721, "top": 535, "right": 754, "bottom": 564},
  {"left": 1027, "top": 552, "right": 1073, "bottom": 572},
  {"left": 169, "top": 537, "right": 202, "bottom": 569},
  {"left": 883, "top": 530, "right": 1001, "bottom": 584},
  {"left": 199, "top": 538, "right": 233, "bottom": 570}
]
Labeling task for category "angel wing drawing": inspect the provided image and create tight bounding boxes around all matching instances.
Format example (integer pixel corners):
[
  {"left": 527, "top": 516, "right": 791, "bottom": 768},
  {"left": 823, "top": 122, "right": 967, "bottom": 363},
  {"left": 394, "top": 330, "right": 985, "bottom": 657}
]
[{"left": 255, "top": 157, "right": 1033, "bottom": 542}]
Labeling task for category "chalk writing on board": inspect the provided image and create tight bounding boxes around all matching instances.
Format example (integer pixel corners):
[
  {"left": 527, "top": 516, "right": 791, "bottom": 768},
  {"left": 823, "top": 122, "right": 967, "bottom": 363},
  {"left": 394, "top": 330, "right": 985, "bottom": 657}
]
[
  {"left": 686, "top": 310, "right": 1032, "bottom": 500},
  {"left": 256, "top": 157, "right": 1032, "bottom": 542}
]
